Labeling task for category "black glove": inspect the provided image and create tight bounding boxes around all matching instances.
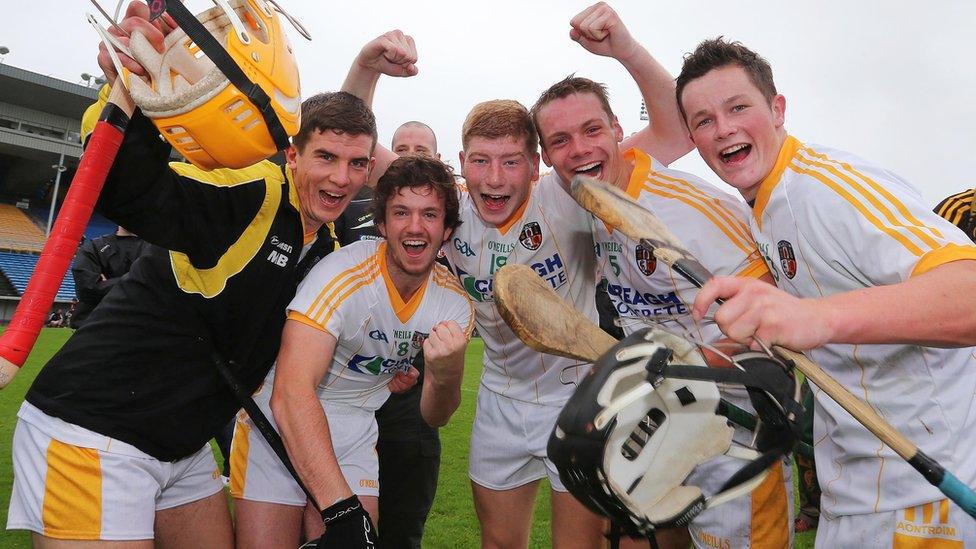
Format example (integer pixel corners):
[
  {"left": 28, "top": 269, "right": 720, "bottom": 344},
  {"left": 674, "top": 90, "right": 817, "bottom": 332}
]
[{"left": 300, "top": 495, "right": 377, "bottom": 548}]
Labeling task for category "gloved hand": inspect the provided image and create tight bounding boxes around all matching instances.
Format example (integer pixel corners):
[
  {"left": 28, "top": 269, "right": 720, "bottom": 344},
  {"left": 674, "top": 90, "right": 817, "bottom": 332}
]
[{"left": 299, "top": 495, "right": 377, "bottom": 548}]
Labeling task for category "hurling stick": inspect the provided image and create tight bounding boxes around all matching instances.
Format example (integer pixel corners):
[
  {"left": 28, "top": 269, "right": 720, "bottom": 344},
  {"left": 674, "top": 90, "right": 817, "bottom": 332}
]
[
  {"left": 570, "top": 175, "right": 976, "bottom": 518},
  {"left": 0, "top": 85, "right": 135, "bottom": 389},
  {"left": 494, "top": 264, "right": 617, "bottom": 362}
]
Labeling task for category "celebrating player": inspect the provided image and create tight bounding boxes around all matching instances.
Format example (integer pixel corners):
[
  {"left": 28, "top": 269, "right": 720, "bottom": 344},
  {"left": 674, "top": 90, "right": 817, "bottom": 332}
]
[
  {"left": 678, "top": 38, "right": 976, "bottom": 545},
  {"left": 530, "top": 4, "right": 793, "bottom": 547},
  {"left": 4, "top": 3, "right": 415, "bottom": 546},
  {"left": 445, "top": 97, "right": 605, "bottom": 549},
  {"left": 232, "top": 155, "right": 473, "bottom": 548}
]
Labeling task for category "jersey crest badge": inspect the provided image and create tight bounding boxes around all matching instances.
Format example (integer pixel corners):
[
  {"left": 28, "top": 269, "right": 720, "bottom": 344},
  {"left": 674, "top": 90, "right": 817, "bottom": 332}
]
[
  {"left": 519, "top": 222, "right": 543, "bottom": 250},
  {"left": 411, "top": 331, "right": 428, "bottom": 350},
  {"left": 777, "top": 240, "right": 797, "bottom": 279},
  {"left": 635, "top": 243, "right": 657, "bottom": 276}
]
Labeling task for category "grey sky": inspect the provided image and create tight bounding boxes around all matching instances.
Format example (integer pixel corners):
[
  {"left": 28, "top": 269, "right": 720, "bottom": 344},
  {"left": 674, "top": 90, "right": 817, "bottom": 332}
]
[{"left": 2, "top": 0, "right": 973, "bottom": 203}]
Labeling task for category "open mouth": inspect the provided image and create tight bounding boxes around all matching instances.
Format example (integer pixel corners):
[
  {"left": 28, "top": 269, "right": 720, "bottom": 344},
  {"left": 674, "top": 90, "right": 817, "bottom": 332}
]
[
  {"left": 574, "top": 161, "right": 603, "bottom": 179},
  {"left": 320, "top": 190, "right": 345, "bottom": 207},
  {"left": 403, "top": 239, "right": 428, "bottom": 257},
  {"left": 481, "top": 193, "right": 510, "bottom": 212},
  {"left": 719, "top": 144, "right": 751, "bottom": 165}
]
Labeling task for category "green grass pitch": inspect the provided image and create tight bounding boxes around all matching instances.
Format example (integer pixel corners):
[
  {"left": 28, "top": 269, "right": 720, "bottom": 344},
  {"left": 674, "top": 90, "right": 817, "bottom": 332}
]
[{"left": 0, "top": 330, "right": 814, "bottom": 547}]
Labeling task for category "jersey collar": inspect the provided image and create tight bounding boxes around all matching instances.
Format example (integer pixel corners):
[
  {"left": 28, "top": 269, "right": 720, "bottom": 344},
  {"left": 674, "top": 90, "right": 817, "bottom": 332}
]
[
  {"left": 753, "top": 135, "right": 801, "bottom": 228},
  {"left": 377, "top": 241, "right": 429, "bottom": 323}
]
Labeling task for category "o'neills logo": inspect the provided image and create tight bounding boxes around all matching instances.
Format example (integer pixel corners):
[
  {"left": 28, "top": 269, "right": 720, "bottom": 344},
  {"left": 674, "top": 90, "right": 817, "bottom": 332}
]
[
  {"left": 777, "top": 240, "right": 797, "bottom": 279},
  {"left": 635, "top": 243, "right": 657, "bottom": 276},
  {"left": 519, "top": 222, "right": 543, "bottom": 250}
]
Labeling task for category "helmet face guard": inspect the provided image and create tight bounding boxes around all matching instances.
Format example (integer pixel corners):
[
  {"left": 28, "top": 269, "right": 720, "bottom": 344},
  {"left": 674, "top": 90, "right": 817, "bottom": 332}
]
[
  {"left": 91, "top": 0, "right": 310, "bottom": 169},
  {"left": 548, "top": 327, "right": 801, "bottom": 538}
]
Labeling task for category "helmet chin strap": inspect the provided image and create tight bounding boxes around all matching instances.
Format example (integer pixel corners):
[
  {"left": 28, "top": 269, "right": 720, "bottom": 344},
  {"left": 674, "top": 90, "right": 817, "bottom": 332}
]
[{"left": 88, "top": 0, "right": 312, "bottom": 170}]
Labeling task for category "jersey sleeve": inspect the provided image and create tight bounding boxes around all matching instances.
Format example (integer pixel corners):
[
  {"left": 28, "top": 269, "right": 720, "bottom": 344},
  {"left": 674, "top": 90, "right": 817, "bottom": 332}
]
[
  {"left": 433, "top": 267, "right": 476, "bottom": 338},
  {"left": 288, "top": 245, "right": 377, "bottom": 337},
  {"left": 787, "top": 161, "right": 976, "bottom": 284},
  {"left": 643, "top": 171, "right": 768, "bottom": 280}
]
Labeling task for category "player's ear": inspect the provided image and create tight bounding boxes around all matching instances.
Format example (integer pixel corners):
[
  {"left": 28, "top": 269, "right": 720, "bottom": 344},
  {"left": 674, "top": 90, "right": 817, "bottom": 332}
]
[
  {"left": 771, "top": 94, "right": 786, "bottom": 128},
  {"left": 285, "top": 144, "right": 298, "bottom": 170},
  {"left": 376, "top": 220, "right": 387, "bottom": 239},
  {"left": 541, "top": 147, "right": 552, "bottom": 167}
]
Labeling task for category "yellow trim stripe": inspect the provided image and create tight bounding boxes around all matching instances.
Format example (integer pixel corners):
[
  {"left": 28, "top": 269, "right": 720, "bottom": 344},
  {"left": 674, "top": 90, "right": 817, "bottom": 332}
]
[
  {"left": 905, "top": 505, "right": 917, "bottom": 522},
  {"left": 940, "top": 499, "right": 950, "bottom": 524},
  {"left": 305, "top": 251, "right": 381, "bottom": 320},
  {"left": 496, "top": 183, "right": 534, "bottom": 235},
  {"left": 794, "top": 149, "right": 943, "bottom": 249},
  {"left": 229, "top": 418, "right": 251, "bottom": 499},
  {"left": 379, "top": 246, "right": 429, "bottom": 323},
  {"left": 789, "top": 162, "right": 927, "bottom": 256},
  {"left": 315, "top": 270, "right": 381, "bottom": 328},
  {"left": 287, "top": 310, "right": 328, "bottom": 332},
  {"left": 170, "top": 174, "right": 282, "bottom": 298},
  {"left": 935, "top": 190, "right": 974, "bottom": 220},
  {"left": 753, "top": 136, "right": 801, "bottom": 227},
  {"left": 644, "top": 168, "right": 755, "bottom": 246},
  {"left": 735, "top": 257, "right": 770, "bottom": 279},
  {"left": 750, "top": 461, "right": 789, "bottom": 549},
  {"left": 640, "top": 184, "right": 755, "bottom": 256},
  {"left": 170, "top": 159, "right": 282, "bottom": 187},
  {"left": 42, "top": 440, "right": 102, "bottom": 540},
  {"left": 911, "top": 244, "right": 976, "bottom": 277}
]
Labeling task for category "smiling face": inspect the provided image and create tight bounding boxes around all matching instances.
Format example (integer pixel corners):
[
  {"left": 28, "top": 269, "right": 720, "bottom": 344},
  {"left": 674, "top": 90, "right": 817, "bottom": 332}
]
[
  {"left": 680, "top": 65, "right": 787, "bottom": 201},
  {"left": 286, "top": 129, "right": 374, "bottom": 231},
  {"left": 459, "top": 135, "right": 539, "bottom": 226},
  {"left": 536, "top": 92, "right": 627, "bottom": 189},
  {"left": 378, "top": 184, "right": 453, "bottom": 279}
]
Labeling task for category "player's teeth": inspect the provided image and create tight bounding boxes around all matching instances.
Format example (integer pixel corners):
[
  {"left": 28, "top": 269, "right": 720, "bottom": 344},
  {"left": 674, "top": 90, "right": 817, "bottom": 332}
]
[
  {"left": 722, "top": 144, "right": 747, "bottom": 155},
  {"left": 575, "top": 162, "right": 600, "bottom": 172}
]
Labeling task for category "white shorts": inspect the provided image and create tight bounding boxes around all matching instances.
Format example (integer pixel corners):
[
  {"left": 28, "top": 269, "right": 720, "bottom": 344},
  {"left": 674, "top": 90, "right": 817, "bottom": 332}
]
[
  {"left": 7, "top": 402, "right": 222, "bottom": 541},
  {"left": 468, "top": 387, "right": 566, "bottom": 492},
  {"left": 816, "top": 499, "right": 976, "bottom": 548},
  {"left": 230, "top": 388, "right": 379, "bottom": 505},
  {"left": 687, "top": 455, "right": 793, "bottom": 549}
]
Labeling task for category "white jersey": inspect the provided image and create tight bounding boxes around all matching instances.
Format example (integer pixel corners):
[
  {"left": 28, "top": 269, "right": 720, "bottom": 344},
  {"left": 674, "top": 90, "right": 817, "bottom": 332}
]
[
  {"left": 444, "top": 172, "right": 598, "bottom": 405},
  {"left": 596, "top": 149, "right": 768, "bottom": 416},
  {"left": 596, "top": 149, "right": 767, "bottom": 340},
  {"left": 287, "top": 239, "right": 474, "bottom": 411},
  {"left": 751, "top": 136, "right": 976, "bottom": 517}
]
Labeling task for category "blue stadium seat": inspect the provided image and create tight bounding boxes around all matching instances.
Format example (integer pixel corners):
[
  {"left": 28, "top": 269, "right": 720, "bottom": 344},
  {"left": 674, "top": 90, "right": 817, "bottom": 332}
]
[{"left": 0, "top": 251, "right": 76, "bottom": 301}]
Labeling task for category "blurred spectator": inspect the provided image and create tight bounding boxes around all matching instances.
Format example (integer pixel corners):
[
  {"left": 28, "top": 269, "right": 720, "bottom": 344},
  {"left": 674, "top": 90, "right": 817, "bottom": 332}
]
[{"left": 70, "top": 226, "right": 150, "bottom": 328}]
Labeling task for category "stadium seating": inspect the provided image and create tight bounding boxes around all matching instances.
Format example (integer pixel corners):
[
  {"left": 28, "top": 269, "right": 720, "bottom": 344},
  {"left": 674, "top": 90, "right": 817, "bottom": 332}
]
[
  {"left": 30, "top": 206, "right": 116, "bottom": 241},
  {"left": 0, "top": 251, "right": 76, "bottom": 301},
  {"left": 0, "top": 204, "right": 45, "bottom": 252}
]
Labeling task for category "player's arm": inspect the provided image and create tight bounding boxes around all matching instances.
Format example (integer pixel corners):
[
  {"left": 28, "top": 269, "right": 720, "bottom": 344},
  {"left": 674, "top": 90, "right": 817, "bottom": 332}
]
[
  {"left": 270, "top": 319, "right": 352, "bottom": 508},
  {"left": 341, "top": 30, "right": 418, "bottom": 187},
  {"left": 420, "top": 320, "right": 469, "bottom": 427},
  {"left": 569, "top": 2, "right": 692, "bottom": 165},
  {"left": 693, "top": 260, "right": 976, "bottom": 350}
]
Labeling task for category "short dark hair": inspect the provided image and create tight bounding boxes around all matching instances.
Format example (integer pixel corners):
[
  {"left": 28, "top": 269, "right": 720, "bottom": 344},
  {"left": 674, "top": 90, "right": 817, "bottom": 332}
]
[
  {"left": 531, "top": 75, "right": 615, "bottom": 146},
  {"left": 676, "top": 38, "right": 777, "bottom": 123},
  {"left": 461, "top": 100, "right": 538, "bottom": 155},
  {"left": 292, "top": 92, "right": 378, "bottom": 153},
  {"left": 373, "top": 155, "right": 462, "bottom": 232}
]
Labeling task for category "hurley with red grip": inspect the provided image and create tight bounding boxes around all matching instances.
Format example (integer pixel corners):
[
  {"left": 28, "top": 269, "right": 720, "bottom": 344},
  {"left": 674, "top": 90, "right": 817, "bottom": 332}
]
[{"left": 0, "top": 87, "right": 134, "bottom": 388}]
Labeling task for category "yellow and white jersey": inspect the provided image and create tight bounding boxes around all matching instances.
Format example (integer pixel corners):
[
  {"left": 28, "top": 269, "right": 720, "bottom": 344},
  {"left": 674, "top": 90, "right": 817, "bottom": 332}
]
[
  {"left": 596, "top": 148, "right": 767, "bottom": 341},
  {"left": 444, "top": 172, "right": 598, "bottom": 405},
  {"left": 286, "top": 239, "right": 474, "bottom": 412},
  {"left": 750, "top": 136, "right": 976, "bottom": 517}
]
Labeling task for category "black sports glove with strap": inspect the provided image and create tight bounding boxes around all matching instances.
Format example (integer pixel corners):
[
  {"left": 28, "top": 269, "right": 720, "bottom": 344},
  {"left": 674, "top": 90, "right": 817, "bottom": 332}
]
[{"left": 300, "top": 495, "right": 377, "bottom": 549}]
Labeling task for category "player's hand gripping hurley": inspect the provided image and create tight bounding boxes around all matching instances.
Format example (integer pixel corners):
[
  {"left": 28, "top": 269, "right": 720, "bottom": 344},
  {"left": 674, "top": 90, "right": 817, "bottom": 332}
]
[{"left": 570, "top": 174, "right": 976, "bottom": 519}]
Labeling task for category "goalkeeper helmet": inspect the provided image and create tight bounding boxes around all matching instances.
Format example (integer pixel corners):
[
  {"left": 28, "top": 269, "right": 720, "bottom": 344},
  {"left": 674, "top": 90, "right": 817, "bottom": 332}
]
[
  {"left": 92, "top": 0, "right": 310, "bottom": 169},
  {"left": 547, "top": 327, "right": 801, "bottom": 538}
]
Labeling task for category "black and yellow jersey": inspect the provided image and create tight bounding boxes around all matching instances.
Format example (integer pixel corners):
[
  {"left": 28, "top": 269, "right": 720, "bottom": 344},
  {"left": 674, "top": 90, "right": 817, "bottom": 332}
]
[
  {"left": 26, "top": 110, "right": 337, "bottom": 461},
  {"left": 935, "top": 188, "right": 976, "bottom": 243}
]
